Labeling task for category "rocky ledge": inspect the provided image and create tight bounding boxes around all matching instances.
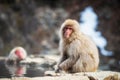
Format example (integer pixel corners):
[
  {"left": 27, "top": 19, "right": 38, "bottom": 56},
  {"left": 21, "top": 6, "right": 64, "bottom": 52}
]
[{"left": 0, "top": 71, "right": 119, "bottom": 80}]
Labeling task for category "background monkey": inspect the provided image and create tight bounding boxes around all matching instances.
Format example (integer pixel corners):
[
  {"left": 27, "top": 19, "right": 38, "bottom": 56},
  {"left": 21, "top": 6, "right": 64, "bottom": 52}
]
[
  {"left": 6, "top": 47, "right": 27, "bottom": 64},
  {"left": 56, "top": 19, "right": 99, "bottom": 73}
]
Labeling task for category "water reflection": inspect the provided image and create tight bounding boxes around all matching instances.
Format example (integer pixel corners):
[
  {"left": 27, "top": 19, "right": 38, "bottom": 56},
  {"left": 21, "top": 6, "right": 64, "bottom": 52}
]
[
  {"left": 0, "top": 59, "right": 48, "bottom": 78},
  {"left": 25, "top": 63, "right": 45, "bottom": 77},
  {"left": 0, "top": 60, "right": 10, "bottom": 78},
  {"left": 5, "top": 63, "right": 27, "bottom": 77}
]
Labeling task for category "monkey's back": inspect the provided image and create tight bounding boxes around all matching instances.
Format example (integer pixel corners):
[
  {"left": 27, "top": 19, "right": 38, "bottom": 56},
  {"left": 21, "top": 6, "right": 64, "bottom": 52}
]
[
  {"left": 68, "top": 33, "right": 99, "bottom": 72},
  {"left": 79, "top": 34, "right": 99, "bottom": 62}
]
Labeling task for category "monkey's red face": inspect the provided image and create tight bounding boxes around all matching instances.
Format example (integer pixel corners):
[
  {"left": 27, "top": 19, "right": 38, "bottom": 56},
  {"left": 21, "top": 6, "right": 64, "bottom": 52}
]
[
  {"left": 63, "top": 26, "right": 73, "bottom": 38},
  {"left": 15, "top": 49, "right": 24, "bottom": 60}
]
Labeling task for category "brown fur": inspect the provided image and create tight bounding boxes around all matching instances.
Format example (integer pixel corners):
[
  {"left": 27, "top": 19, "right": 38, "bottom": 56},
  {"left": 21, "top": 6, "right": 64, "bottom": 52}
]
[{"left": 56, "top": 19, "right": 99, "bottom": 73}]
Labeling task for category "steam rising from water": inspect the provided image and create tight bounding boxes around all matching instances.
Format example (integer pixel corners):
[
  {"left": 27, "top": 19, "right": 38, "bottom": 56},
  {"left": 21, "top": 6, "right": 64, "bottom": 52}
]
[{"left": 80, "top": 7, "right": 112, "bottom": 56}]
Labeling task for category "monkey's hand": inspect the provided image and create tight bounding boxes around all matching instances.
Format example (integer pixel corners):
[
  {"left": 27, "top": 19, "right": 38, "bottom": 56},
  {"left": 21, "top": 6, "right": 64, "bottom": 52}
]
[
  {"left": 55, "top": 68, "right": 60, "bottom": 73},
  {"left": 55, "top": 65, "right": 61, "bottom": 73}
]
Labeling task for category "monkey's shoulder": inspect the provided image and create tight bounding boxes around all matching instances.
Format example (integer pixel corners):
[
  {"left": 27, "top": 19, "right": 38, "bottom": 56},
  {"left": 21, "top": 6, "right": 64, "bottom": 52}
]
[
  {"left": 78, "top": 34, "right": 96, "bottom": 45},
  {"left": 71, "top": 34, "right": 98, "bottom": 51},
  {"left": 70, "top": 39, "right": 81, "bottom": 45}
]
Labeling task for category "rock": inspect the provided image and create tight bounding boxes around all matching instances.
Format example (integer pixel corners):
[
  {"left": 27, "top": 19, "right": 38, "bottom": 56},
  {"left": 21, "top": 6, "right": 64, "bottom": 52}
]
[
  {"left": 0, "top": 76, "right": 89, "bottom": 80},
  {"left": 104, "top": 74, "right": 119, "bottom": 80},
  {"left": 44, "top": 71, "right": 120, "bottom": 80},
  {"left": 44, "top": 71, "right": 60, "bottom": 76},
  {"left": 0, "top": 71, "right": 119, "bottom": 80},
  {"left": 20, "top": 55, "right": 57, "bottom": 65},
  {"left": 74, "top": 71, "right": 120, "bottom": 80},
  {"left": 20, "top": 57, "right": 46, "bottom": 64}
]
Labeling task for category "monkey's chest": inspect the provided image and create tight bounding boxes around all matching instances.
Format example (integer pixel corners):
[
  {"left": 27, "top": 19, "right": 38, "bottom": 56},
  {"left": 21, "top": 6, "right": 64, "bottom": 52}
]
[{"left": 63, "top": 45, "right": 72, "bottom": 57}]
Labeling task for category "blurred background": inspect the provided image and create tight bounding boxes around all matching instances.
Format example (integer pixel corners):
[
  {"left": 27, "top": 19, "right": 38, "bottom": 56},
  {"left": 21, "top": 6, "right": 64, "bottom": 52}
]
[{"left": 0, "top": 0, "right": 120, "bottom": 72}]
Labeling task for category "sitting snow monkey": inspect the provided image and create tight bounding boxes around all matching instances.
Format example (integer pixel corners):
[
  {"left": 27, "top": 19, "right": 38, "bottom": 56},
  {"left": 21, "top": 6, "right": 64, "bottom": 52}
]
[{"left": 56, "top": 19, "right": 99, "bottom": 73}]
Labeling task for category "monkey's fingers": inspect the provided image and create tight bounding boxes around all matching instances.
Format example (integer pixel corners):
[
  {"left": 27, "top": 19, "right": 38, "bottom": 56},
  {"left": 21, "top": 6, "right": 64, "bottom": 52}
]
[{"left": 55, "top": 68, "right": 60, "bottom": 73}]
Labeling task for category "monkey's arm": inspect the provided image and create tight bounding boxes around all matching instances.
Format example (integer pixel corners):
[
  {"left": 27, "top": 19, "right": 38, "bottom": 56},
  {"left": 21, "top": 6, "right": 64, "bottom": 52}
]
[
  {"left": 57, "top": 41, "right": 67, "bottom": 65},
  {"left": 59, "top": 54, "right": 79, "bottom": 71},
  {"left": 58, "top": 52, "right": 68, "bottom": 65},
  {"left": 55, "top": 52, "right": 68, "bottom": 73},
  {"left": 59, "top": 40, "right": 80, "bottom": 71}
]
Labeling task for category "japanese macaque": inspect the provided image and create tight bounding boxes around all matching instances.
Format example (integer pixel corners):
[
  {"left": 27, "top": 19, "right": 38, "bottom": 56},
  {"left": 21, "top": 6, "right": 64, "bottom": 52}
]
[
  {"left": 6, "top": 47, "right": 27, "bottom": 64},
  {"left": 56, "top": 19, "right": 99, "bottom": 73}
]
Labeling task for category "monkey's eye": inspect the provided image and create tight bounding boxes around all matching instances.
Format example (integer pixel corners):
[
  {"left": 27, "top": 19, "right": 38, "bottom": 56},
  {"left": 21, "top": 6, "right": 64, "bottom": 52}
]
[{"left": 64, "top": 27, "right": 72, "bottom": 31}]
